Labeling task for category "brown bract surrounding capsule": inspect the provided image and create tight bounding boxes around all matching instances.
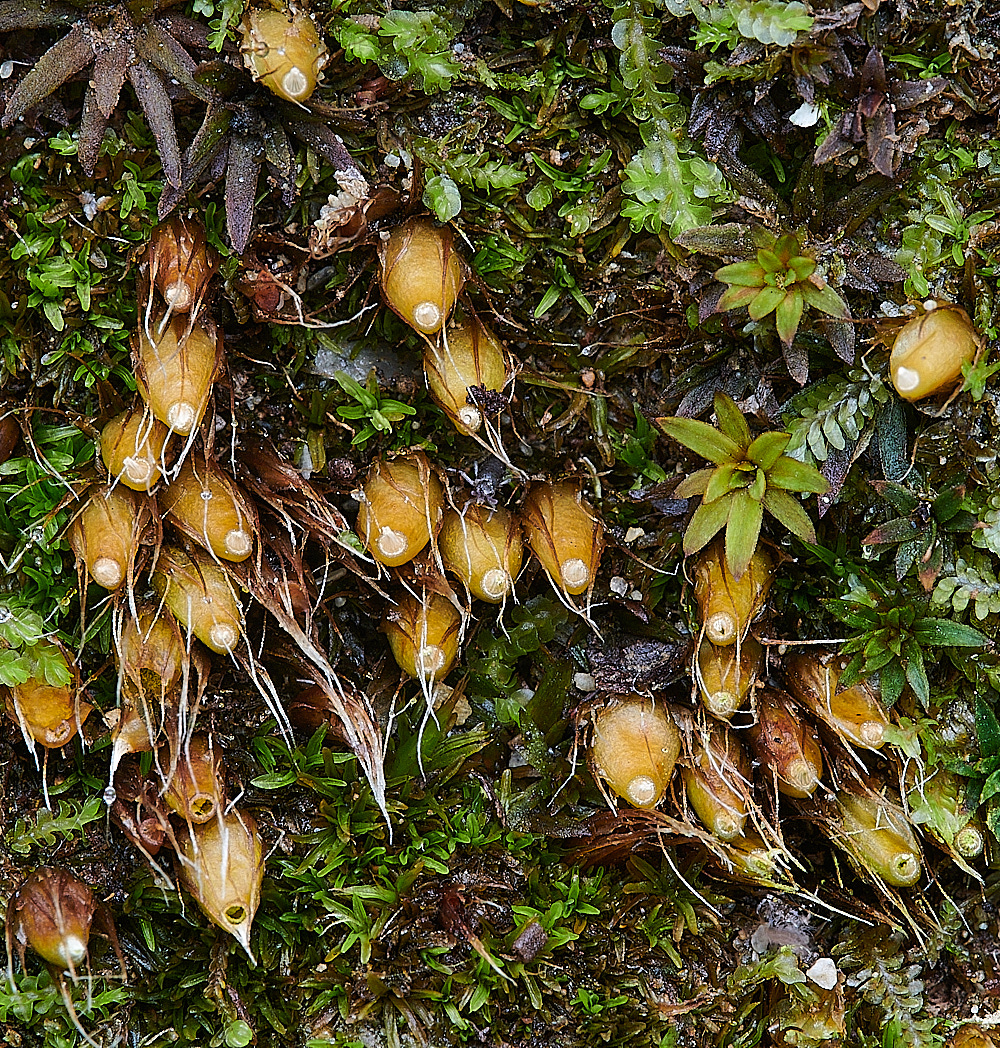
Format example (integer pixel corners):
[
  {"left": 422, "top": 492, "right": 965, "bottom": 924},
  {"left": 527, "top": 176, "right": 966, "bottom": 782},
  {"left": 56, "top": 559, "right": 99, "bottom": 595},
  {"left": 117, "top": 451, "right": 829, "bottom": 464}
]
[
  {"left": 683, "top": 725, "right": 751, "bottom": 840},
  {"left": 356, "top": 453, "right": 444, "bottom": 567},
  {"left": 135, "top": 315, "right": 220, "bottom": 436},
  {"left": 162, "top": 733, "right": 226, "bottom": 824},
  {"left": 152, "top": 546, "right": 243, "bottom": 654},
  {"left": 0, "top": 410, "right": 19, "bottom": 466},
  {"left": 6, "top": 868, "right": 96, "bottom": 973},
  {"left": 118, "top": 606, "right": 186, "bottom": 696},
  {"left": 590, "top": 696, "right": 680, "bottom": 809},
  {"left": 834, "top": 790, "right": 922, "bottom": 887},
  {"left": 521, "top": 481, "right": 604, "bottom": 597},
  {"left": 385, "top": 591, "right": 462, "bottom": 682},
  {"left": 379, "top": 219, "right": 465, "bottom": 335},
  {"left": 5, "top": 671, "right": 92, "bottom": 750},
  {"left": 68, "top": 483, "right": 140, "bottom": 590},
  {"left": 240, "top": 7, "right": 328, "bottom": 104},
  {"left": 177, "top": 810, "right": 263, "bottom": 959},
  {"left": 786, "top": 652, "right": 888, "bottom": 750},
  {"left": 747, "top": 688, "right": 823, "bottom": 798},
  {"left": 159, "top": 458, "right": 255, "bottom": 562},
  {"left": 439, "top": 502, "right": 523, "bottom": 603},
  {"left": 696, "top": 636, "right": 762, "bottom": 720},
  {"left": 148, "top": 214, "right": 217, "bottom": 317},
  {"left": 425, "top": 318, "right": 508, "bottom": 435},
  {"left": 100, "top": 406, "right": 173, "bottom": 491},
  {"left": 889, "top": 302, "right": 978, "bottom": 401},
  {"left": 694, "top": 540, "right": 772, "bottom": 646}
]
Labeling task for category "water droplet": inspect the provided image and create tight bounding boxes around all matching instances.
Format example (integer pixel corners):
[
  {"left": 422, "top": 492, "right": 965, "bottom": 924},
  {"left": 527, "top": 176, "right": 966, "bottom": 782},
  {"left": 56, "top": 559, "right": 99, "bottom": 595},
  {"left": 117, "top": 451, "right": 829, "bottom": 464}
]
[{"left": 103, "top": 786, "right": 117, "bottom": 806}]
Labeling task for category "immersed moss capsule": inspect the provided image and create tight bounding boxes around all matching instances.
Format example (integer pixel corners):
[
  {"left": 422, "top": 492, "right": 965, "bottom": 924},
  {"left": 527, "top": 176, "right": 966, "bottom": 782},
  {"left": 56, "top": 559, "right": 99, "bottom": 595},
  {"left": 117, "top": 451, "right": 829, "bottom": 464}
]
[
  {"left": 683, "top": 725, "right": 751, "bottom": 840},
  {"left": 68, "top": 484, "right": 140, "bottom": 590},
  {"left": 5, "top": 666, "right": 92, "bottom": 750},
  {"left": 747, "top": 688, "right": 823, "bottom": 798},
  {"left": 889, "top": 302, "right": 978, "bottom": 401},
  {"left": 147, "top": 214, "right": 217, "bottom": 317},
  {"left": 7, "top": 868, "right": 96, "bottom": 972},
  {"left": 905, "top": 763, "right": 984, "bottom": 860},
  {"left": 696, "top": 636, "right": 762, "bottom": 720},
  {"left": 379, "top": 219, "right": 465, "bottom": 335},
  {"left": 152, "top": 546, "right": 243, "bottom": 654},
  {"left": 240, "top": 6, "right": 328, "bottom": 104},
  {"left": 693, "top": 540, "right": 772, "bottom": 646},
  {"left": 725, "top": 832, "right": 780, "bottom": 881},
  {"left": 835, "top": 790, "right": 922, "bottom": 887},
  {"left": 521, "top": 480, "right": 604, "bottom": 597},
  {"left": 100, "top": 407, "right": 172, "bottom": 491},
  {"left": 786, "top": 652, "right": 888, "bottom": 750},
  {"left": 159, "top": 458, "right": 255, "bottom": 562},
  {"left": 162, "top": 733, "right": 225, "bottom": 824},
  {"left": 590, "top": 696, "right": 680, "bottom": 809},
  {"left": 136, "top": 315, "right": 220, "bottom": 436},
  {"left": 356, "top": 453, "right": 444, "bottom": 567},
  {"left": 385, "top": 591, "right": 462, "bottom": 682},
  {"left": 425, "top": 318, "right": 508, "bottom": 435},
  {"left": 439, "top": 502, "right": 523, "bottom": 603},
  {"left": 178, "top": 810, "right": 263, "bottom": 959}
]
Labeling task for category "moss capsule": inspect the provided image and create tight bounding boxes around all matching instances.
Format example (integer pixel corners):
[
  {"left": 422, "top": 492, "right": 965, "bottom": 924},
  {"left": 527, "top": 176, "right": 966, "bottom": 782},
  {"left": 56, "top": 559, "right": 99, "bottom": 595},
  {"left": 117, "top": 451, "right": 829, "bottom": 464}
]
[
  {"left": 162, "top": 733, "right": 226, "bottom": 824},
  {"left": 147, "top": 214, "right": 217, "bottom": 315},
  {"left": 905, "top": 763, "right": 984, "bottom": 860},
  {"left": 7, "top": 868, "right": 96, "bottom": 972},
  {"left": 590, "top": 696, "right": 680, "bottom": 809},
  {"left": 425, "top": 318, "right": 508, "bottom": 435},
  {"left": 385, "top": 591, "right": 462, "bottom": 682},
  {"left": 239, "top": 6, "right": 327, "bottom": 104},
  {"left": 786, "top": 651, "right": 888, "bottom": 750},
  {"left": 683, "top": 725, "right": 751, "bottom": 840},
  {"left": 136, "top": 315, "right": 220, "bottom": 436},
  {"left": 694, "top": 540, "right": 772, "bottom": 646},
  {"left": 747, "top": 688, "right": 823, "bottom": 798},
  {"left": 101, "top": 407, "right": 172, "bottom": 491},
  {"left": 152, "top": 546, "right": 243, "bottom": 654},
  {"left": 725, "top": 832, "right": 780, "bottom": 881},
  {"left": 67, "top": 484, "right": 140, "bottom": 590},
  {"left": 178, "top": 810, "right": 263, "bottom": 959},
  {"left": 834, "top": 790, "right": 922, "bottom": 887},
  {"left": 521, "top": 480, "right": 604, "bottom": 597},
  {"left": 696, "top": 636, "right": 762, "bottom": 720},
  {"left": 159, "top": 458, "right": 255, "bottom": 562},
  {"left": 356, "top": 453, "right": 444, "bottom": 567},
  {"left": 439, "top": 502, "right": 522, "bottom": 603},
  {"left": 379, "top": 219, "right": 465, "bottom": 335},
  {"left": 889, "top": 302, "right": 978, "bottom": 401},
  {"left": 5, "top": 669, "right": 91, "bottom": 750}
]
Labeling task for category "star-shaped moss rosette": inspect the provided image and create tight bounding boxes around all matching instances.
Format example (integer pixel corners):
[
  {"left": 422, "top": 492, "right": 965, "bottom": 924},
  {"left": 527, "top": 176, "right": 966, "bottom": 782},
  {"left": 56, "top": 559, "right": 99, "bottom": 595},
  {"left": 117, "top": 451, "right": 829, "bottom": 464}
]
[
  {"left": 658, "top": 392, "right": 830, "bottom": 578},
  {"left": 714, "top": 231, "right": 850, "bottom": 348}
]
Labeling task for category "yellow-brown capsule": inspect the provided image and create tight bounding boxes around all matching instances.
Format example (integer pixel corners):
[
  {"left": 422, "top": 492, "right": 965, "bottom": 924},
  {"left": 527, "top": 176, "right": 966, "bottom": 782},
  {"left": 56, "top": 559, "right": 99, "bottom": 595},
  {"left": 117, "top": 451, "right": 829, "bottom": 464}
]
[
  {"left": 356, "top": 453, "right": 444, "bottom": 567},
  {"left": 693, "top": 540, "right": 772, "bottom": 646},
  {"left": 590, "top": 696, "right": 680, "bottom": 809},
  {"left": 438, "top": 502, "right": 523, "bottom": 603},
  {"left": 695, "top": 636, "right": 762, "bottom": 720},
  {"left": 152, "top": 546, "right": 243, "bottom": 654},
  {"left": 159, "top": 458, "right": 255, "bottom": 562},
  {"left": 239, "top": 7, "right": 327, "bottom": 104},
  {"left": 724, "top": 831, "right": 781, "bottom": 882},
  {"left": 384, "top": 591, "right": 462, "bottom": 682},
  {"left": 379, "top": 219, "right": 465, "bottom": 335},
  {"left": 905, "top": 764, "right": 984, "bottom": 860},
  {"left": 425, "top": 318, "right": 508, "bottom": 435},
  {"left": 162, "top": 733, "right": 226, "bottom": 824},
  {"left": 148, "top": 214, "right": 217, "bottom": 315},
  {"left": 889, "top": 302, "right": 978, "bottom": 401},
  {"left": 136, "top": 315, "right": 220, "bottom": 436},
  {"left": 834, "top": 790, "right": 922, "bottom": 887},
  {"left": 7, "top": 868, "right": 96, "bottom": 973},
  {"left": 177, "top": 809, "right": 263, "bottom": 959},
  {"left": 100, "top": 407, "right": 172, "bottom": 491},
  {"left": 683, "top": 725, "right": 751, "bottom": 840},
  {"left": 786, "top": 652, "right": 888, "bottom": 750},
  {"left": 117, "top": 605, "right": 186, "bottom": 698},
  {"left": 5, "top": 666, "right": 91, "bottom": 750},
  {"left": 747, "top": 688, "right": 823, "bottom": 798},
  {"left": 67, "top": 484, "right": 140, "bottom": 590},
  {"left": 521, "top": 480, "right": 604, "bottom": 597}
]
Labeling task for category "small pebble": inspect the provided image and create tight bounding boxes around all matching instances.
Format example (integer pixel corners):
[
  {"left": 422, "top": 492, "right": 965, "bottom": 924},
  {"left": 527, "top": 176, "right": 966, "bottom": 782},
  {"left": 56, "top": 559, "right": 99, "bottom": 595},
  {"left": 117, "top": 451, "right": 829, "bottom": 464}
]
[{"left": 806, "top": 957, "right": 839, "bottom": 991}]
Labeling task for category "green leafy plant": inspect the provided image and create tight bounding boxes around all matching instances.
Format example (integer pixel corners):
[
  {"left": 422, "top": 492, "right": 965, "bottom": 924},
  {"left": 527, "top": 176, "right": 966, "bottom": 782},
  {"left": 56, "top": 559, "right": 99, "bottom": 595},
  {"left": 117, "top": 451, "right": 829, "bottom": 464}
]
[
  {"left": 827, "top": 574, "right": 989, "bottom": 706},
  {"left": 333, "top": 370, "right": 416, "bottom": 448},
  {"left": 689, "top": 0, "right": 814, "bottom": 51},
  {"left": 7, "top": 796, "right": 104, "bottom": 855},
  {"left": 0, "top": 600, "right": 72, "bottom": 689},
  {"left": 658, "top": 391, "right": 829, "bottom": 577},
  {"left": 714, "top": 231, "right": 850, "bottom": 348},
  {"left": 932, "top": 550, "right": 1000, "bottom": 620}
]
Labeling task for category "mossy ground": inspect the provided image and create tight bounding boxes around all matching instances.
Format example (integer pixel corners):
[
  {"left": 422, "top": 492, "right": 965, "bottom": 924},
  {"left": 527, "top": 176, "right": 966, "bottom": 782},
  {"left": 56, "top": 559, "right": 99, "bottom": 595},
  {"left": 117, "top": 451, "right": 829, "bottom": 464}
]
[{"left": 2, "top": 1, "right": 1000, "bottom": 1046}]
